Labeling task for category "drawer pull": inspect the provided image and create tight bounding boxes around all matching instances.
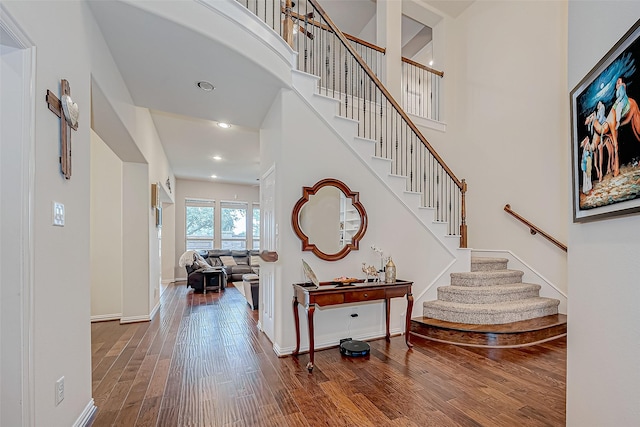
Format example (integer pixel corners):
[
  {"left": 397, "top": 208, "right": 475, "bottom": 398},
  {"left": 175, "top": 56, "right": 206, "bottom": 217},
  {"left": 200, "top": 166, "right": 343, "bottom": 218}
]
[{"left": 364, "top": 293, "right": 368, "bottom": 297}]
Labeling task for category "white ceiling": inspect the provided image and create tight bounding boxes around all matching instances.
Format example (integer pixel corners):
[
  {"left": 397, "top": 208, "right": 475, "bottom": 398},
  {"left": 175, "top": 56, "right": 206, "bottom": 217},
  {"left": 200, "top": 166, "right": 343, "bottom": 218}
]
[
  {"left": 89, "top": 0, "right": 472, "bottom": 185},
  {"left": 89, "top": 0, "right": 277, "bottom": 185}
]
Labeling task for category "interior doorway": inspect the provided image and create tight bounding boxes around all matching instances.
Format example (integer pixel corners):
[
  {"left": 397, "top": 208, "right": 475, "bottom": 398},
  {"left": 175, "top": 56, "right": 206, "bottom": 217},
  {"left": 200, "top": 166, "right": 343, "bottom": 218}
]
[{"left": 0, "top": 8, "right": 35, "bottom": 426}]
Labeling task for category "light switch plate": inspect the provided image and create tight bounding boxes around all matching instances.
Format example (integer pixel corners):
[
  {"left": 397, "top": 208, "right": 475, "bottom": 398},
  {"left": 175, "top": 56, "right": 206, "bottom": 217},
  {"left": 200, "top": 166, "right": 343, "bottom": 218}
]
[{"left": 53, "top": 202, "right": 65, "bottom": 226}]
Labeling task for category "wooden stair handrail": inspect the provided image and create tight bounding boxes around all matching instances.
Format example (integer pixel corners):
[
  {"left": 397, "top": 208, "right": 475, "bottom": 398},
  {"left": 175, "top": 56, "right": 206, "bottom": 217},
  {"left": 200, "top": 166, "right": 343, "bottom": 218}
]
[
  {"left": 504, "top": 204, "right": 567, "bottom": 252},
  {"left": 305, "top": 0, "right": 466, "bottom": 247},
  {"left": 306, "top": 0, "right": 462, "bottom": 190}
]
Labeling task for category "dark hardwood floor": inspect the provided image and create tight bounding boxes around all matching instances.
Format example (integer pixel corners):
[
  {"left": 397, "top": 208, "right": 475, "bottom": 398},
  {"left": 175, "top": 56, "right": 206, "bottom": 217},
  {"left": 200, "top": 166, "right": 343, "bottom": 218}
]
[{"left": 91, "top": 282, "right": 566, "bottom": 426}]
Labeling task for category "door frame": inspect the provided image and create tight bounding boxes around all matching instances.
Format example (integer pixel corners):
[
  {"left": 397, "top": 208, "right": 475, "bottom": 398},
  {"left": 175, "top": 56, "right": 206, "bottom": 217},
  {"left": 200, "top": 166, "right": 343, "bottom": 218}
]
[{"left": 0, "top": 5, "right": 36, "bottom": 426}]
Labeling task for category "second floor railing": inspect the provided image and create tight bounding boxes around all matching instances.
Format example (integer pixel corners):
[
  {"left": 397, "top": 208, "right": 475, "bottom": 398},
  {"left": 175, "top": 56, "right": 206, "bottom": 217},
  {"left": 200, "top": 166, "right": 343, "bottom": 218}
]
[
  {"left": 236, "top": 0, "right": 442, "bottom": 122},
  {"left": 402, "top": 58, "right": 443, "bottom": 122},
  {"left": 236, "top": 0, "right": 466, "bottom": 246}
]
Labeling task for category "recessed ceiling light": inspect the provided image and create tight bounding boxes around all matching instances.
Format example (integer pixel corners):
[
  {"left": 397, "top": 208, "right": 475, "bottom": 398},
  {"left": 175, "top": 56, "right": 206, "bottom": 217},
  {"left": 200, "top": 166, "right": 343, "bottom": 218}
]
[
  {"left": 210, "top": 175, "right": 217, "bottom": 179},
  {"left": 213, "top": 155, "right": 222, "bottom": 161},
  {"left": 217, "top": 122, "right": 231, "bottom": 129},
  {"left": 196, "top": 81, "right": 215, "bottom": 92}
]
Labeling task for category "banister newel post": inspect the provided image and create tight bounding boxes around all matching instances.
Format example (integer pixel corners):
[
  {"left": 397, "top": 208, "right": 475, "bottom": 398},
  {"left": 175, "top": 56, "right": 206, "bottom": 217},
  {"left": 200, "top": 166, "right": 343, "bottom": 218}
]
[
  {"left": 283, "top": 0, "right": 294, "bottom": 48},
  {"left": 460, "top": 179, "right": 467, "bottom": 248}
]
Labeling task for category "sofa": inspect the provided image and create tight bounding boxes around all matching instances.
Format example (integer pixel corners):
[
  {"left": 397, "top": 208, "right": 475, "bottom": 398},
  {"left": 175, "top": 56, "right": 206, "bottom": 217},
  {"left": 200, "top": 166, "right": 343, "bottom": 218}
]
[
  {"left": 184, "top": 254, "right": 227, "bottom": 293},
  {"left": 200, "top": 249, "right": 260, "bottom": 284}
]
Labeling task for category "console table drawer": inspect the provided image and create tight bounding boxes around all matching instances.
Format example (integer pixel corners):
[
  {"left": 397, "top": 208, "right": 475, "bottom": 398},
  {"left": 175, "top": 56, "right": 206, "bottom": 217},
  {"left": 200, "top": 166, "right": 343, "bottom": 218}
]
[{"left": 344, "top": 289, "right": 385, "bottom": 302}]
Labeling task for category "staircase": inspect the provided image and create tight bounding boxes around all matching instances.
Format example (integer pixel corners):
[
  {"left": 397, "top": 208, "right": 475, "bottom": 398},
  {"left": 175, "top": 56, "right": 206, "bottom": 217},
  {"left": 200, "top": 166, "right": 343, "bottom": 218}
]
[
  {"left": 411, "top": 256, "right": 565, "bottom": 347},
  {"left": 230, "top": 0, "right": 565, "bottom": 346},
  {"left": 424, "top": 256, "right": 559, "bottom": 324}
]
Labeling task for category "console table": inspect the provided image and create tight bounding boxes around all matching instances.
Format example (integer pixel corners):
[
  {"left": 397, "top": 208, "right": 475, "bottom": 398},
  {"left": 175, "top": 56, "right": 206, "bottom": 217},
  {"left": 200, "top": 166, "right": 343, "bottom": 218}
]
[{"left": 292, "top": 280, "right": 413, "bottom": 372}]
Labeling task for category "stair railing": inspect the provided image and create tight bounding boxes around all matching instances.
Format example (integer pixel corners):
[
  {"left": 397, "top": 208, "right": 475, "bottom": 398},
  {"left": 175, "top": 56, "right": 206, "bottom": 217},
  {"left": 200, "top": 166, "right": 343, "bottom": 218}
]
[
  {"left": 504, "top": 204, "right": 567, "bottom": 252},
  {"left": 236, "top": 0, "right": 467, "bottom": 247},
  {"left": 402, "top": 58, "right": 443, "bottom": 121}
]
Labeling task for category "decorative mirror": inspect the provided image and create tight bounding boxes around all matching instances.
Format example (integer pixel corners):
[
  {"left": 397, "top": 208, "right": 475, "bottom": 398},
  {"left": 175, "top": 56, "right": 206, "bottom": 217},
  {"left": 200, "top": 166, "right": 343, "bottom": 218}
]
[{"left": 292, "top": 178, "right": 367, "bottom": 261}]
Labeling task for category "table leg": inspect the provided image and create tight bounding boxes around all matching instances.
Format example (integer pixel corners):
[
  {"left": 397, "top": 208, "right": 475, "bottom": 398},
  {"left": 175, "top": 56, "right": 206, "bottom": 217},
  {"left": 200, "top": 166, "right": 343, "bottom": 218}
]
[
  {"left": 306, "top": 304, "right": 316, "bottom": 372},
  {"left": 405, "top": 292, "right": 414, "bottom": 348},
  {"left": 292, "top": 296, "right": 300, "bottom": 356},
  {"left": 203, "top": 275, "right": 207, "bottom": 295},
  {"left": 385, "top": 297, "right": 391, "bottom": 342}
]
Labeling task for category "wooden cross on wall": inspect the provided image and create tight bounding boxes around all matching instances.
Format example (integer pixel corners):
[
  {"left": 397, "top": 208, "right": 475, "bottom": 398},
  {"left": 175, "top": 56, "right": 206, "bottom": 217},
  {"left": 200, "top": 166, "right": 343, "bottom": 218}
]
[{"left": 46, "top": 79, "right": 79, "bottom": 180}]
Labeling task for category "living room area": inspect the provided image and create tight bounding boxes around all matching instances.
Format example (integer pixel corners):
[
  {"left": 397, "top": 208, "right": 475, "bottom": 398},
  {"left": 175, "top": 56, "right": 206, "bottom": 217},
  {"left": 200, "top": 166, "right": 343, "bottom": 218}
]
[{"left": 89, "top": 125, "right": 262, "bottom": 322}]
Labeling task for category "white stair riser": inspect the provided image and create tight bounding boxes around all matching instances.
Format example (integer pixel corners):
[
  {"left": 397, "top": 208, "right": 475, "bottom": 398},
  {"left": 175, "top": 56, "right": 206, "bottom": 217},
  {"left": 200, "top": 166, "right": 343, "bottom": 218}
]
[{"left": 311, "top": 93, "right": 339, "bottom": 118}]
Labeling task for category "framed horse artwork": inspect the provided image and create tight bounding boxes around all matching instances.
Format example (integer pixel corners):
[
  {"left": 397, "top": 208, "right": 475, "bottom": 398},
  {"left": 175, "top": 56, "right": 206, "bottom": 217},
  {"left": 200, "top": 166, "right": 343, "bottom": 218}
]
[{"left": 571, "top": 18, "right": 640, "bottom": 222}]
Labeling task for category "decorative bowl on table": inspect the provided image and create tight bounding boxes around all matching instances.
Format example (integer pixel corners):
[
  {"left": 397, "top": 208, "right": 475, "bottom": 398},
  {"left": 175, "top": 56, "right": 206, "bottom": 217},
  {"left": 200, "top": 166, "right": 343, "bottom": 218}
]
[{"left": 331, "top": 276, "right": 359, "bottom": 286}]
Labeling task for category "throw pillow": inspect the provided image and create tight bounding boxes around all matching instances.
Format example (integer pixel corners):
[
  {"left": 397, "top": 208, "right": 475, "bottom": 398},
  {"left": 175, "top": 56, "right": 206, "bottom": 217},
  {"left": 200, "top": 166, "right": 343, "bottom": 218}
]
[
  {"left": 219, "top": 255, "right": 237, "bottom": 266},
  {"left": 250, "top": 255, "right": 261, "bottom": 266}
]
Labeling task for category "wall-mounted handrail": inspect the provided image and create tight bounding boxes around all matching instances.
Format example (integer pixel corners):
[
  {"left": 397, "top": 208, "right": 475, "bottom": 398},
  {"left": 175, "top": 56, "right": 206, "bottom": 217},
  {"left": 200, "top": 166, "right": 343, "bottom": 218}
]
[{"left": 504, "top": 204, "right": 567, "bottom": 252}]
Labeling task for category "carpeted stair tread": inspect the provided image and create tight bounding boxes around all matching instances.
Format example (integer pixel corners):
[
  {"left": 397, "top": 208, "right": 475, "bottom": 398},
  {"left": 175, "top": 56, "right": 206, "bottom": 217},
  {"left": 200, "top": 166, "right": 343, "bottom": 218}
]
[
  {"left": 471, "top": 257, "right": 509, "bottom": 271},
  {"left": 437, "top": 283, "right": 541, "bottom": 304},
  {"left": 423, "top": 297, "right": 559, "bottom": 325},
  {"left": 450, "top": 269, "right": 524, "bottom": 286}
]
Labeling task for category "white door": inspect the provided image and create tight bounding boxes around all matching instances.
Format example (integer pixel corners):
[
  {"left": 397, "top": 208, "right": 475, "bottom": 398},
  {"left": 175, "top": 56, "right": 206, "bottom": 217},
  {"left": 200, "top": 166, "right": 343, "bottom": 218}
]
[{"left": 259, "top": 165, "right": 276, "bottom": 340}]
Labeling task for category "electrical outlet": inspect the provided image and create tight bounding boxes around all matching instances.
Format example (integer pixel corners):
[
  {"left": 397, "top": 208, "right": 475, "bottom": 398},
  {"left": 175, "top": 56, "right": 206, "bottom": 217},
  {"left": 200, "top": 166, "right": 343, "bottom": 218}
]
[{"left": 55, "top": 376, "right": 64, "bottom": 406}]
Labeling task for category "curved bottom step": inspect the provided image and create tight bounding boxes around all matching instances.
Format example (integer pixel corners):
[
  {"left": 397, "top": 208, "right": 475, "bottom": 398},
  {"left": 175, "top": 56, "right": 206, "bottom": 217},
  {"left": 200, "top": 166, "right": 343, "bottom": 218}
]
[{"left": 410, "top": 314, "right": 567, "bottom": 348}]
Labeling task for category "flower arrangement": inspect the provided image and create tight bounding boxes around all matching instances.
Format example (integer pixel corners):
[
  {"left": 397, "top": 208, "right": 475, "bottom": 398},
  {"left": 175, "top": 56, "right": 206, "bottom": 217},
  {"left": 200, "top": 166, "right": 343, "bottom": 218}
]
[{"left": 371, "top": 245, "right": 385, "bottom": 271}]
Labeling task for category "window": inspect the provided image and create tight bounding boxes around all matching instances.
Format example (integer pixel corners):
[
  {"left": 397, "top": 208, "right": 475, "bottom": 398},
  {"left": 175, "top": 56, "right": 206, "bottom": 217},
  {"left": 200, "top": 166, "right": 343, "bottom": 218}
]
[
  {"left": 221, "top": 202, "right": 247, "bottom": 250},
  {"left": 252, "top": 204, "right": 260, "bottom": 250},
  {"left": 185, "top": 199, "right": 214, "bottom": 250}
]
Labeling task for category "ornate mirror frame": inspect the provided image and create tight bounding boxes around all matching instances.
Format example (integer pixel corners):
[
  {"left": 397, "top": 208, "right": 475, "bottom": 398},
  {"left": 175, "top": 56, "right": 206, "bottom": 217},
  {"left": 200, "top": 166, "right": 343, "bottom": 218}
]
[{"left": 291, "top": 178, "right": 368, "bottom": 261}]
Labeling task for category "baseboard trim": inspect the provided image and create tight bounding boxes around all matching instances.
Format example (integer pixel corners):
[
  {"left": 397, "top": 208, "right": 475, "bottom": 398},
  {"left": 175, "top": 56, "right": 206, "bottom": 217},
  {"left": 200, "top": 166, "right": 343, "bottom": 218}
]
[
  {"left": 161, "top": 279, "right": 173, "bottom": 285},
  {"left": 90, "top": 313, "right": 121, "bottom": 323},
  {"left": 175, "top": 276, "right": 187, "bottom": 282},
  {"left": 120, "top": 314, "right": 150, "bottom": 324},
  {"left": 72, "top": 399, "right": 97, "bottom": 427}
]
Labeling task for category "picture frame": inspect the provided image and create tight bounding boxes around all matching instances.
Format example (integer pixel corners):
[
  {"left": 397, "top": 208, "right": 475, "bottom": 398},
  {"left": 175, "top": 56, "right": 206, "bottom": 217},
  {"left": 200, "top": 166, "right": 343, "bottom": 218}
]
[{"left": 571, "top": 19, "right": 640, "bottom": 222}]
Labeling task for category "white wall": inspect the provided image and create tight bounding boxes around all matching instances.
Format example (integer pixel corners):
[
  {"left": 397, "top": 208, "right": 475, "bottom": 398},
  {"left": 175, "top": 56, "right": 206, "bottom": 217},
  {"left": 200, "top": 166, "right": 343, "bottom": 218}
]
[
  {"left": 161, "top": 202, "right": 176, "bottom": 285},
  {"left": 1, "top": 2, "right": 95, "bottom": 425},
  {"left": 122, "top": 162, "right": 151, "bottom": 323},
  {"left": 173, "top": 179, "right": 260, "bottom": 279},
  {"left": 419, "top": 1, "right": 569, "bottom": 296},
  {"left": 267, "top": 88, "right": 452, "bottom": 354},
  {"left": 567, "top": 2, "right": 640, "bottom": 425},
  {"left": 90, "top": 130, "right": 123, "bottom": 320},
  {"left": 1, "top": 2, "right": 178, "bottom": 422}
]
